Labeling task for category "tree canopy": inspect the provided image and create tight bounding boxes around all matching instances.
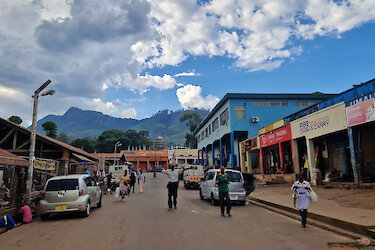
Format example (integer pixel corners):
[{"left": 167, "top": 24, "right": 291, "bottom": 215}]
[
  {"left": 71, "top": 138, "right": 96, "bottom": 153},
  {"left": 42, "top": 121, "right": 58, "bottom": 138},
  {"left": 8, "top": 116, "right": 22, "bottom": 125},
  {"left": 180, "top": 112, "right": 202, "bottom": 148},
  {"left": 56, "top": 132, "right": 71, "bottom": 144}
]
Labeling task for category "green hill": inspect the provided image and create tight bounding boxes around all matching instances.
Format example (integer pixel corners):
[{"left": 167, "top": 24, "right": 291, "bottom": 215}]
[{"left": 36, "top": 107, "right": 209, "bottom": 146}]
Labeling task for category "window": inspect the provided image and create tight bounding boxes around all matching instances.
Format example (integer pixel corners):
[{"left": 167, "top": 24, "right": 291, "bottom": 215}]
[
  {"left": 235, "top": 105, "right": 245, "bottom": 119},
  {"left": 209, "top": 125, "right": 211, "bottom": 135},
  {"left": 227, "top": 171, "right": 242, "bottom": 182},
  {"left": 252, "top": 101, "right": 288, "bottom": 107},
  {"left": 208, "top": 171, "right": 215, "bottom": 180},
  {"left": 201, "top": 131, "right": 204, "bottom": 140},
  {"left": 205, "top": 128, "right": 208, "bottom": 137},
  {"left": 46, "top": 179, "right": 79, "bottom": 191},
  {"left": 212, "top": 118, "right": 219, "bottom": 131},
  {"left": 295, "top": 101, "right": 317, "bottom": 107},
  {"left": 220, "top": 109, "right": 229, "bottom": 125}
]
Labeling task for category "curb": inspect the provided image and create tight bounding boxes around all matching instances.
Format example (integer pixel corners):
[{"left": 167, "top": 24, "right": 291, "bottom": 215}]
[{"left": 248, "top": 197, "right": 374, "bottom": 240}]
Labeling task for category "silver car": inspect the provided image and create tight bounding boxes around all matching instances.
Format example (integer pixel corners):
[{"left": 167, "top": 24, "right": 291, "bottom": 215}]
[
  {"left": 39, "top": 174, "right": 102, "bottom": 220},
  {"left": 199, "top": 169, "right": 247, "bottom": 205}
]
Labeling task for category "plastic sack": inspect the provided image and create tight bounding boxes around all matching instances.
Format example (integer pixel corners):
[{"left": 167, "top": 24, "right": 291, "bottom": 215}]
[
  {"left": 115, "top": 187, "right": 120, "bottom": 198},
  {"left": 310, "top": 190, "right": 318, "bottom": 203}
]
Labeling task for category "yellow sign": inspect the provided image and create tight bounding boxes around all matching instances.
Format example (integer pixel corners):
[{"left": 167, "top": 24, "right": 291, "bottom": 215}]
[
  {"left": 55, "top": 205, "right": 67, "bottom": 211},
  {"left": 34, "top": 159, "right": 56, "bottom": 171}
]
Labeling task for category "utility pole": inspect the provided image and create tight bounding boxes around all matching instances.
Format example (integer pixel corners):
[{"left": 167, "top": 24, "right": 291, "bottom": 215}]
[
  {"left": 27, "top": 80, "right": 55, "bottom": 202},
  {"left": 114, "top": 141, "right": 122, "bottom": 165}
]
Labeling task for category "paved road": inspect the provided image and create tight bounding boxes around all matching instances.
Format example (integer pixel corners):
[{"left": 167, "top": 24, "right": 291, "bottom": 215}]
[{"left": 0, "top": 173, "right": 349, "bottom": 250}]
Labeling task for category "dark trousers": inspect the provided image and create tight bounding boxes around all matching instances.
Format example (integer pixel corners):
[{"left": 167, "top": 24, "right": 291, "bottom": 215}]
[
  {"left": 300, "top": 209, "right": 308, "bottom": 226},
  {"left": 219, "top": 191, "right": 231, "bottom": 215},
  {"left": 130, "top": 183, "right": 135, "bottom": 193},
  {"left": 168, "top": 182, "right": 178, "bottom": 208}
]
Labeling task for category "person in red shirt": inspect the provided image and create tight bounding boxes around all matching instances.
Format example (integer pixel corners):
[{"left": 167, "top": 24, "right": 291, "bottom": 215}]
[{"left": 19, "top": 204, "right": 32, "bottom": 223}]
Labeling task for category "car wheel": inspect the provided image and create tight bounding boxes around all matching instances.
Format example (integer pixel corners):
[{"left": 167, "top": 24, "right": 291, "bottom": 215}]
[
  {"left": 211, "top": 193, "right": 218, "bottom": 206},
  {"left": 40, "top": 214, "right": 49, "bottom": 221},
  {"left": 97, "top": 195, "right": 102, "bottom": 208},
  {"left": 81, "top": 201, "right": 90, "bottom": 217},
  {"left": 199, "top": 189, "right": 204, "bottom": 200}
]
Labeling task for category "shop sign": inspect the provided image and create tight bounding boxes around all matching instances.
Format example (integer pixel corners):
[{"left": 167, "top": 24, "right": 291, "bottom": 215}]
[
  {"left": 347, "top": 92, "right": 375, "bottom": 107},
  {"left": 260, "top": 125, "right": 291, "bottom": 148},
  {"left": 34, "top": 159, "right": 56, "bottom": 171},
  {"left": 346, "top": 98, "right": 375, "bottom": 127},
  {"left": 291, "top": 102, "right": 347, "bottom": 139}
]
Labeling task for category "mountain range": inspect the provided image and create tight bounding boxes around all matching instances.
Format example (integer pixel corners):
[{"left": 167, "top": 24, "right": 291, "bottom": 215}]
[{"left": 36, "top": 107, "right": 209, "bottom": 146}]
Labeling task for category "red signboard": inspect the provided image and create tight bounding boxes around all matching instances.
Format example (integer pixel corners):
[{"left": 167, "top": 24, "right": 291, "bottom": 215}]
[
  {"left": 346, "top": 99, "right": 375, "bottom": 127},
  {"left": 260, "top": 124, "right": 292, "bottom": 148}
]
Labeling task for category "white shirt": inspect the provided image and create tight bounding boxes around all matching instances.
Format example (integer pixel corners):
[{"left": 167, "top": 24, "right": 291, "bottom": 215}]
[
  {"left": 294, "top": 187, "right": 311, "bottom": 210},
  {"left": 162, "top": 169, "right": 183, "bottom": 183}
]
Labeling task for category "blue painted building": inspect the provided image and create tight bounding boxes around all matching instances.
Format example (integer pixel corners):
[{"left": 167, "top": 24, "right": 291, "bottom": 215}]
[{"left": 195, "top": 93, "right": 336, "bottom": 168}]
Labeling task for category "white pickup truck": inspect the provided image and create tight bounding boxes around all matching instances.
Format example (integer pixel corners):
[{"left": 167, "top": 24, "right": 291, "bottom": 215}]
[{"left": 183, "top": 164, "right": 204, "bottom": 189}]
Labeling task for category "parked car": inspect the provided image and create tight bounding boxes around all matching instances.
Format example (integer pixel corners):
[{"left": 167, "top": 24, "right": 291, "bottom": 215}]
[
  {"left": 183, "top": 164, "right": 204, "bottom": 189},
  {"left": 39, "top": 174, "right": 102, "bottom": 220},
  {"left": 199, "top": 169, "right": 247, "bottom": 205}
]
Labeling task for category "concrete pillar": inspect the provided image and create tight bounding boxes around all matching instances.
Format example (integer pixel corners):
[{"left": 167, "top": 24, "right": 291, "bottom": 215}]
[
  {"left": 291, "top": 139, "right": 299, "bottom": 175},
  {"left": 212, "top": 144, "right": 215, "bottom": 167},
  {"left": 246, "top": 151, "right": 252, "bottom": 173},
  {"left": 306, "top": 137, "right": 317, "bottom": 185},
  {"left": 219, "top": 138, "right": 223, "bottom": 167},
  {"left": 198, "top": 150, "right": 200, "bottom": 164},
  {"left": 279, "top": 143, "right": 284, "bottom": 173},
  {"left": 348, "top": 127, "right": 360, "bottom": 183},
  {"left": 137, "top": 161, "right": 139, "bottom": 170},
  {"left": 147, "top": 160, "right": 149, "bottom": 171},
  {"left": 240, "top": 146, "right": 245, "bottom": 172},
  {"left": 259, "top": 147, "right": 264, "bottom": 175},
  {"left": 230, "top": 133, "right": 235, "bottom": 167}
]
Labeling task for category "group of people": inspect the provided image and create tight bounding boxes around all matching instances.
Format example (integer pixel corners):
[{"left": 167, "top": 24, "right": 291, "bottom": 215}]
[
  {"left": 117, "top": 169, "right": 145, "bottom": 200},
  {"left": 0, "top": 203, "right": 33, "bottom": 233}
]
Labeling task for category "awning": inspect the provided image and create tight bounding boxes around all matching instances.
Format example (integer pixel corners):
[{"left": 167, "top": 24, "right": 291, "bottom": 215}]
[{"left": 72, "top": 153, "right": 94, "bottom": 163}]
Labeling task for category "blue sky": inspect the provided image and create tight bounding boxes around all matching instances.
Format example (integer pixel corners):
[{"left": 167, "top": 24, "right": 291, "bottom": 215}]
[{"left": 0, "top": 0, "right": 374, "bottom": 124}]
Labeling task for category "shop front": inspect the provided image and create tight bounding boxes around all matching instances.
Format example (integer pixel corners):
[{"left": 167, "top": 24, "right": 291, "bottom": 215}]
[
  {"left": 259, "top": 124, "right": 294, "bottom": 181},
  {"left": 291, "top": 102, "right": 350, "bottom": 185},
  {"left": 346, "top": 94, "right": 375, "bottom": 182},
  {"left": 239, "top": 136, "right": 259, "bottom": 173}
]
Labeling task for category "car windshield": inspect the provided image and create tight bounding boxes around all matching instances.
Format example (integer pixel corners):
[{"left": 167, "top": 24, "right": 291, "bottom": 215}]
[
  {"left": 227, "top": 172, "right": 242, "bottom": 182},
  {"left": 46, "top": 179, "right": 79, "bottom": 191}
]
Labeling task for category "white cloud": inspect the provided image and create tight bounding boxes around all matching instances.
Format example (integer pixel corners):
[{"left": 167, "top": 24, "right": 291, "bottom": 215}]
[
  {"left": 132, "top": 0, "right": 375, "bottom": 71},
  {"left": 176, "top": 84, "right": 219, "bottom": 110},
  {"left": 174, "top": 72, "right": 200, "bottom": 77},
  {"left": 122, "top": 108, "right": 137, "bottom": 119},
  {"left": 88, "top": 98, "right": 137, "bottom": 119}
]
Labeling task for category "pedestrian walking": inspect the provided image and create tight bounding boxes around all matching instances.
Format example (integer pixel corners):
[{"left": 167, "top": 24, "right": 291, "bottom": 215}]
[
  {"left": 216, "top": 167, "right": 231, "bottom": 217},
  {"left": 106, "top": 172, "right": 113, "bottom": 193},
  {"left": 138, "top": 169, "right": 145, "bottom": 193},
  {"left": 130, "top": 171, "right": 136, "bottom": 193},
  {"left": 153, "top": 170, "right": 157, "bottom": 179},
  {"left": 292, "top": 174, "right": 312, "bottom": 228},
  {"left": 162, "top": 165, "right": 192, "bottom": 211}
]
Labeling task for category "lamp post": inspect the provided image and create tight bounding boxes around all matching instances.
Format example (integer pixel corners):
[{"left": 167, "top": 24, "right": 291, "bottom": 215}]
[
  {"left": 114, "top": 141, "right": 122, "bottom": 165},
  {"left": 27, "top": 80, "right": 55, "bottom": 202}
]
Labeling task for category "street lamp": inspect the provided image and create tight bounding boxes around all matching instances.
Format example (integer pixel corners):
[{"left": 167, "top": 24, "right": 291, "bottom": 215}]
[
  {"left": 27, "top": 80, "right": 55, "bottom": 202},
  {"left": 114, "top": 141, "right": 122, "bottom": 165}
]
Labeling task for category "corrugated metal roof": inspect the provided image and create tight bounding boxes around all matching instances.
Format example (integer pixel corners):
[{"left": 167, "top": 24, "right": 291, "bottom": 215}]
[
  {"left": 0, "top": 148, "right": 28, "bottom": 167},
  {"left": 0, "top": 118, "right": 97, "bottom": 162}
]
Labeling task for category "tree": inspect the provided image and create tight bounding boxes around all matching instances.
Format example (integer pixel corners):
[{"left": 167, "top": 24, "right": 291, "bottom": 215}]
[
  {"left": 8, "top": 116, "right": 22, "bottom": 125},
  {"left": 42, "top": 121, "right": 58, "bottom": 139},
  {"left": 180, "top": 112, "right": 202, "bottom": 149},
  {"left": 56, "top": 132, "right": 71, "bottom": 144},
  {"left": 71, "top": 138, "right": 96, "bottom": 153},
  {"left": 180, "top": 113, "right": 202, "bottom": 133}
]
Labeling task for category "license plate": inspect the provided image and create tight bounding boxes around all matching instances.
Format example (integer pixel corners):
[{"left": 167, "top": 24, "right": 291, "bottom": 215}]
[
  {"left": 230, "top": 195, "right": 238, "bottom": 200},
  {"left": 55, "top": 205, "right": 67, "bottom": 211}
]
